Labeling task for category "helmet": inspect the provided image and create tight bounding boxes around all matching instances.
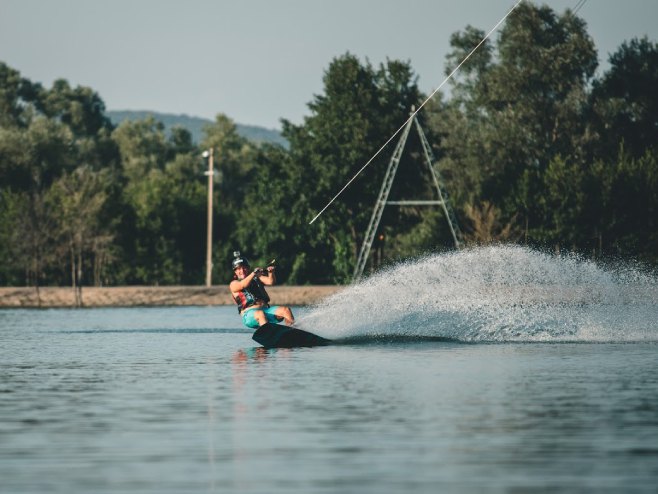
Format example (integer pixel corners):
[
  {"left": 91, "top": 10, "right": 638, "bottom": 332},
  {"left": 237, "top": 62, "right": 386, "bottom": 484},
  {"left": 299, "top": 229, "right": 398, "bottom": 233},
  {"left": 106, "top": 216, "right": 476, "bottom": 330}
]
[{"left": 231, "top": 251, "right": 250, "bottom": 270}]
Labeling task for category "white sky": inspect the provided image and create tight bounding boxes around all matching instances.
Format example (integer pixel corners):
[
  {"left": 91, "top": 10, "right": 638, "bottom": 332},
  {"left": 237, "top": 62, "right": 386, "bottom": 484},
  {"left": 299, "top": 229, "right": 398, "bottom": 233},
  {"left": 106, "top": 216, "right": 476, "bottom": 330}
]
[{"left": 1, "top": 0, "right": 656, "bottom": 130}]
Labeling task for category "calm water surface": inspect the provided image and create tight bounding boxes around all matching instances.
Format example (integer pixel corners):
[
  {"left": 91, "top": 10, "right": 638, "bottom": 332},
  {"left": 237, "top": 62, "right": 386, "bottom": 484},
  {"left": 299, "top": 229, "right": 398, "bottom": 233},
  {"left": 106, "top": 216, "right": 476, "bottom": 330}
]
[{"left": 2, "top": 305, "right": 657, "bottom": 493}]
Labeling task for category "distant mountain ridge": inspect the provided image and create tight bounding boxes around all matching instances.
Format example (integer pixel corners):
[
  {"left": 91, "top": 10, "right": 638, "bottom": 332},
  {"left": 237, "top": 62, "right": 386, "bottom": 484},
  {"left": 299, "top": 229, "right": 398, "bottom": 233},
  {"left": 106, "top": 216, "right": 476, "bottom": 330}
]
[{"left": 106, "top": 110, "right": 288, "bottom": 148}]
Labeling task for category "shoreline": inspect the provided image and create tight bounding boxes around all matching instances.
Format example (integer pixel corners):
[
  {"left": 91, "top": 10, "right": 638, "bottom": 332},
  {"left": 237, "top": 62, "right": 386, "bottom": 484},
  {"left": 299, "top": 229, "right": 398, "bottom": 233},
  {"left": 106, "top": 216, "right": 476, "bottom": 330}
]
[{"left": 0, "top": 286, "right": 344, "bottom": 308}]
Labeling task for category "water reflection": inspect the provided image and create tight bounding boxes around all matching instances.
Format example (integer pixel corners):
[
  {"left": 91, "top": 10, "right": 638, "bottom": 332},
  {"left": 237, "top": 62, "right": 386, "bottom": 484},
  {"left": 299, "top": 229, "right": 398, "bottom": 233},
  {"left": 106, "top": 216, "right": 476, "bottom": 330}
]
[{"left": 232, "top": 346, "right": 272, "bottom": 364}]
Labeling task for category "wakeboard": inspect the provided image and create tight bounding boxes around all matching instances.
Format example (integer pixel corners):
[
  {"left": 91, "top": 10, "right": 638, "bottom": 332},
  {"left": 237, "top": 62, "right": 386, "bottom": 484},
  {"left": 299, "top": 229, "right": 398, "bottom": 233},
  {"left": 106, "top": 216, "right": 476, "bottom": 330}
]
[{"left": 252, "top": 322, "right": 331, "bottom": 349}]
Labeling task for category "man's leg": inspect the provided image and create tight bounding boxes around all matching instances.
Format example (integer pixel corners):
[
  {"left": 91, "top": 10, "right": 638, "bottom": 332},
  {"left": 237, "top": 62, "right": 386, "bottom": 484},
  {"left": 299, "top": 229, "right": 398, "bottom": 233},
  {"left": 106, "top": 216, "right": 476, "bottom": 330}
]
[
  {"left": 252, "top": 309, "right": 267, "bottom": 327},
  {"left": 243, "top": 308, "right": 267, "bottom": 328},
  {"left": 273, "top": 306, "right": 294, "bottom": 326}
]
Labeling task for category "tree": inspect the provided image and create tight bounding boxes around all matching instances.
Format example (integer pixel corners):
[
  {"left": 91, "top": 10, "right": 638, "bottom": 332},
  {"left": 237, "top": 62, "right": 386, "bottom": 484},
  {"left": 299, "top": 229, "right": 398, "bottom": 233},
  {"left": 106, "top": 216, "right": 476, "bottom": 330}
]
[
  {"left": 278, "top": 54, "right": 425, "bottom": 282},
  {"left": 0, "top": 117, "right": 77, "bottom": 286},
  {"left": 463, "top": 201, "right": 519, "bottom": 245},
  {"left": 162, "top": 150, "right": 207, "bottom": 284},
  {"left": 590, "top": 37, "right": 658, "bottom": 160},
  {"left": 47, "top": 166, "right": 114, "bottom": 303},
  {"left": 231, "top": 142, "right": 309, "bottom": 283},
  {"left": 111, "top": 118, "right": 209, "bottom": 284},
  {"left": 0, "top": 65, "right": 122, "bottom": 287},
  {"left": 430, "top": 2, "right": 598, "bottom": 236},
  {"left": 0, "top": 62, "right": 43, "bottom": 128},
  {"left": 0, "top": 189, "right": 56, "bottom": 294},
  {"left": 40, "top": 79, "right": 113, "bottom": 138},
  {"left": 596, "top": 148, "right": 658, "bottom": 262}
]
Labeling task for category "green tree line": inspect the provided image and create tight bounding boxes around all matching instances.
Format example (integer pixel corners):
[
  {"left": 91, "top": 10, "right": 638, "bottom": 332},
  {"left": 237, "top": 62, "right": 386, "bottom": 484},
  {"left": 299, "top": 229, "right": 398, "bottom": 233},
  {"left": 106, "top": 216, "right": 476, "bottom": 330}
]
[{"left": 1, "top": 3, "right": 657, "bottom": 289}]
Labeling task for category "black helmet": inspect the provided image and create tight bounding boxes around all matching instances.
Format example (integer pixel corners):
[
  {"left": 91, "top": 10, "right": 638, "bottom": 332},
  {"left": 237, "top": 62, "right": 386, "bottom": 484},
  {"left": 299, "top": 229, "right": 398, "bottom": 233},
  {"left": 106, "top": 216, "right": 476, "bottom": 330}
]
[{"left": 231, "top": 251, "right": 250, "bottom": 270}]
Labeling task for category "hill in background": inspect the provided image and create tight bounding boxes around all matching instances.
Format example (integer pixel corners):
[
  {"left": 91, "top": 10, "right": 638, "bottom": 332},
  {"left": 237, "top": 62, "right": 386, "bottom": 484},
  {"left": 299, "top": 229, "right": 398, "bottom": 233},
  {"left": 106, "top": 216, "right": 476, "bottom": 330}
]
[{"left": 106, "top": 110, "right": 288, "bottom": 148}]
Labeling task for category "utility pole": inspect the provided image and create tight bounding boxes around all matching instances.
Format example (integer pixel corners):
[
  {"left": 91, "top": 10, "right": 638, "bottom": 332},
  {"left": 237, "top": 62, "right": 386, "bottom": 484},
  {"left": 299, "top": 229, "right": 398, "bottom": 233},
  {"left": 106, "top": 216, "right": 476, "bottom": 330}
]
[{"left": 203, "top": 148, "right": 214, "bottom": 287}]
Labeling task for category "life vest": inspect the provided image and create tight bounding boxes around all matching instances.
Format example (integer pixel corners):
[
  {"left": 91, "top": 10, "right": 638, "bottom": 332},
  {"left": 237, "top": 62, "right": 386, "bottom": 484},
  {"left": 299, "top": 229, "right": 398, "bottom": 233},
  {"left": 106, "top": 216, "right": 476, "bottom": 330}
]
[{"left": 232, "top": 278, "right": 270, "bottom": 313}]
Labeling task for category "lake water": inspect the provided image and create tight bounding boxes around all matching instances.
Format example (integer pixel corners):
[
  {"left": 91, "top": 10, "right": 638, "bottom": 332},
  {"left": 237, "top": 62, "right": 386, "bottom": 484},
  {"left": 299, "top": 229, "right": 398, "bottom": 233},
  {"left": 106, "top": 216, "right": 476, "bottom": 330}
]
[{"left": 2, "top": 246, "right": 658, "bottom": 493}]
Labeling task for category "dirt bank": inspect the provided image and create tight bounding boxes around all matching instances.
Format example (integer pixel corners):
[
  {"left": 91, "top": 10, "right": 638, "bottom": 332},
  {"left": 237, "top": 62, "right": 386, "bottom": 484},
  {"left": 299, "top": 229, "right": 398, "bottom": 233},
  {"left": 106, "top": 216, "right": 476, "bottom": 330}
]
[{"left": 0, "top": 286, "right": 344, "bottom": 308}]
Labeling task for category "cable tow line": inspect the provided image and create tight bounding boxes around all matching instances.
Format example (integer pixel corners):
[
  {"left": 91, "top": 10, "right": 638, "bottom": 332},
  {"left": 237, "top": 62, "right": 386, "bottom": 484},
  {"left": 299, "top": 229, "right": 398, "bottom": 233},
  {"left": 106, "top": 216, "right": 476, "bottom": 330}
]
[{"left": 309, "top": 0, "right": 525, "bottom": 225}]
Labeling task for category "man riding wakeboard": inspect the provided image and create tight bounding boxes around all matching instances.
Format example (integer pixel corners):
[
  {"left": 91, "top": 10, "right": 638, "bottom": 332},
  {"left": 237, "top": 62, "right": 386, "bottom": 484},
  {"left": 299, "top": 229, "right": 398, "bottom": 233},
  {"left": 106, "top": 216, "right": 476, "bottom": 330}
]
[{"left": 229, "top": 251, "right": 295, "bottom": 329}]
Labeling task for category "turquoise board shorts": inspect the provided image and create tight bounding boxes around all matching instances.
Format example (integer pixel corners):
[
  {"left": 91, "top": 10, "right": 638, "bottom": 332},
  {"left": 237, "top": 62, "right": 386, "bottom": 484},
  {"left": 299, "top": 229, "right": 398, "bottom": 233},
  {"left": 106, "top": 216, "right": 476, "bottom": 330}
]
[{"left": 242, "top": 306, "right": 282, "bottom": 329}]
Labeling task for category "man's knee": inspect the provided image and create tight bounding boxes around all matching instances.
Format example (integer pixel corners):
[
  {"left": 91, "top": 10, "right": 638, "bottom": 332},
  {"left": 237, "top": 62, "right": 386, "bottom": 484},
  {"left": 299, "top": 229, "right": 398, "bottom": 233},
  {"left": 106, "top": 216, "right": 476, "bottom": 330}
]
[
  {"left": 278, "top": 306, "right": 294, "bottom": 322},
  {"left": 254, "top": 311, "right": 266, "bottom": 324}
]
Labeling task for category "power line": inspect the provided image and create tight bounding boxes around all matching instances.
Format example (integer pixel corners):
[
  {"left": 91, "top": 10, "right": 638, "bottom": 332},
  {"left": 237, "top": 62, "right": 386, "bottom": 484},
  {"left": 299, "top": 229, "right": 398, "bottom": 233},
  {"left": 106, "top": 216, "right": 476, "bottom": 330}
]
[{"left": 573, "top": 0, "right": 588, "bottom": 15}]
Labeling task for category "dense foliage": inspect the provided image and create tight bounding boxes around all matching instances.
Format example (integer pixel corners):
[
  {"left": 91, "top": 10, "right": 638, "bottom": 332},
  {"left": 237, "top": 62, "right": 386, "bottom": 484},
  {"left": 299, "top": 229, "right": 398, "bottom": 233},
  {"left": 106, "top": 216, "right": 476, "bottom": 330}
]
[{"left": 1, "top": 3, "right": 656, "bottom": 288}]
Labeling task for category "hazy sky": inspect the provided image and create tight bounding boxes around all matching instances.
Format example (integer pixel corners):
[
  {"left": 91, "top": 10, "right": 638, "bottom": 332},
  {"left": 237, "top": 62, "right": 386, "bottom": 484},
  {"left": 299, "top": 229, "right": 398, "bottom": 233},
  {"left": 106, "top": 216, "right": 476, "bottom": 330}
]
[{"left": 1, "top": 0, "right": 656, "bottom": 130}]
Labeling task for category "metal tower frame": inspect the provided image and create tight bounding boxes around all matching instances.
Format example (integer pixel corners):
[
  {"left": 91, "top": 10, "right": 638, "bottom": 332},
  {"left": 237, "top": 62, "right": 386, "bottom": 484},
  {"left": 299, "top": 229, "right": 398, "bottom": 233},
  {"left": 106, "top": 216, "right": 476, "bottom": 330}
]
[{"left": 352, "top": 111, "right": 462, "bottom": 283}]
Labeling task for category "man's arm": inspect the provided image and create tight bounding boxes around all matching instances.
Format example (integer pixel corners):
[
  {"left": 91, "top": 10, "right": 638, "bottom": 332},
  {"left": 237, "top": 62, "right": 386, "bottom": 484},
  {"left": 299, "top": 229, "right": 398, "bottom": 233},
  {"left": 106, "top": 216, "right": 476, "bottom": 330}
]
[
  {"left": 229, "top": 271, "right": 259, "bottom": 292},
  {"left": 259, "top": 266, "right": 276, "bottom": 286}
]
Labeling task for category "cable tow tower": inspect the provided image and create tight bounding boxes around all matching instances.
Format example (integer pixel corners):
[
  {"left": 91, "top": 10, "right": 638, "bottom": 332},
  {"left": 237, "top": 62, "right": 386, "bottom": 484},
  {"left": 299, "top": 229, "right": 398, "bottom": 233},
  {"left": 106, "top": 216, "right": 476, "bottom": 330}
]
[{"left": 352, "top": 110, "right": 462, "bottom": 283}]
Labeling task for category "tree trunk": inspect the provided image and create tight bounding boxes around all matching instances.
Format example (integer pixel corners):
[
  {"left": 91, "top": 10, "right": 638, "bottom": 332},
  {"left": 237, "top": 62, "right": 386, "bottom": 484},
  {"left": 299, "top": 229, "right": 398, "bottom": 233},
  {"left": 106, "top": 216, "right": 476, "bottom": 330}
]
[
  {"left": 70, "top": 245, "right": 80, "bottom": 308},
  {"left": 94, "top": 247, "right": 102, "bottom": 287},
  {"left": 599, "top": 232, "right": 603, "bottom": 259},
  {"left": 76, "top": 250, "right": 83, "bottom": 307},
  {"left": 32, "top": 255, "right": 42, "bottom": 308}
]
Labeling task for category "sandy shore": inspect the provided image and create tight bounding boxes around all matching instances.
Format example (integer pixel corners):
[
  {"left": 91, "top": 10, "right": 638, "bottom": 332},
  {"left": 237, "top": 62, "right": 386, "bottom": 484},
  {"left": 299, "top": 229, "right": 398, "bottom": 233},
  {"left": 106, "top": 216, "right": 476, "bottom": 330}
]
[{"left": 0, "top": 285, "right": 344, "bottom": 308}]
